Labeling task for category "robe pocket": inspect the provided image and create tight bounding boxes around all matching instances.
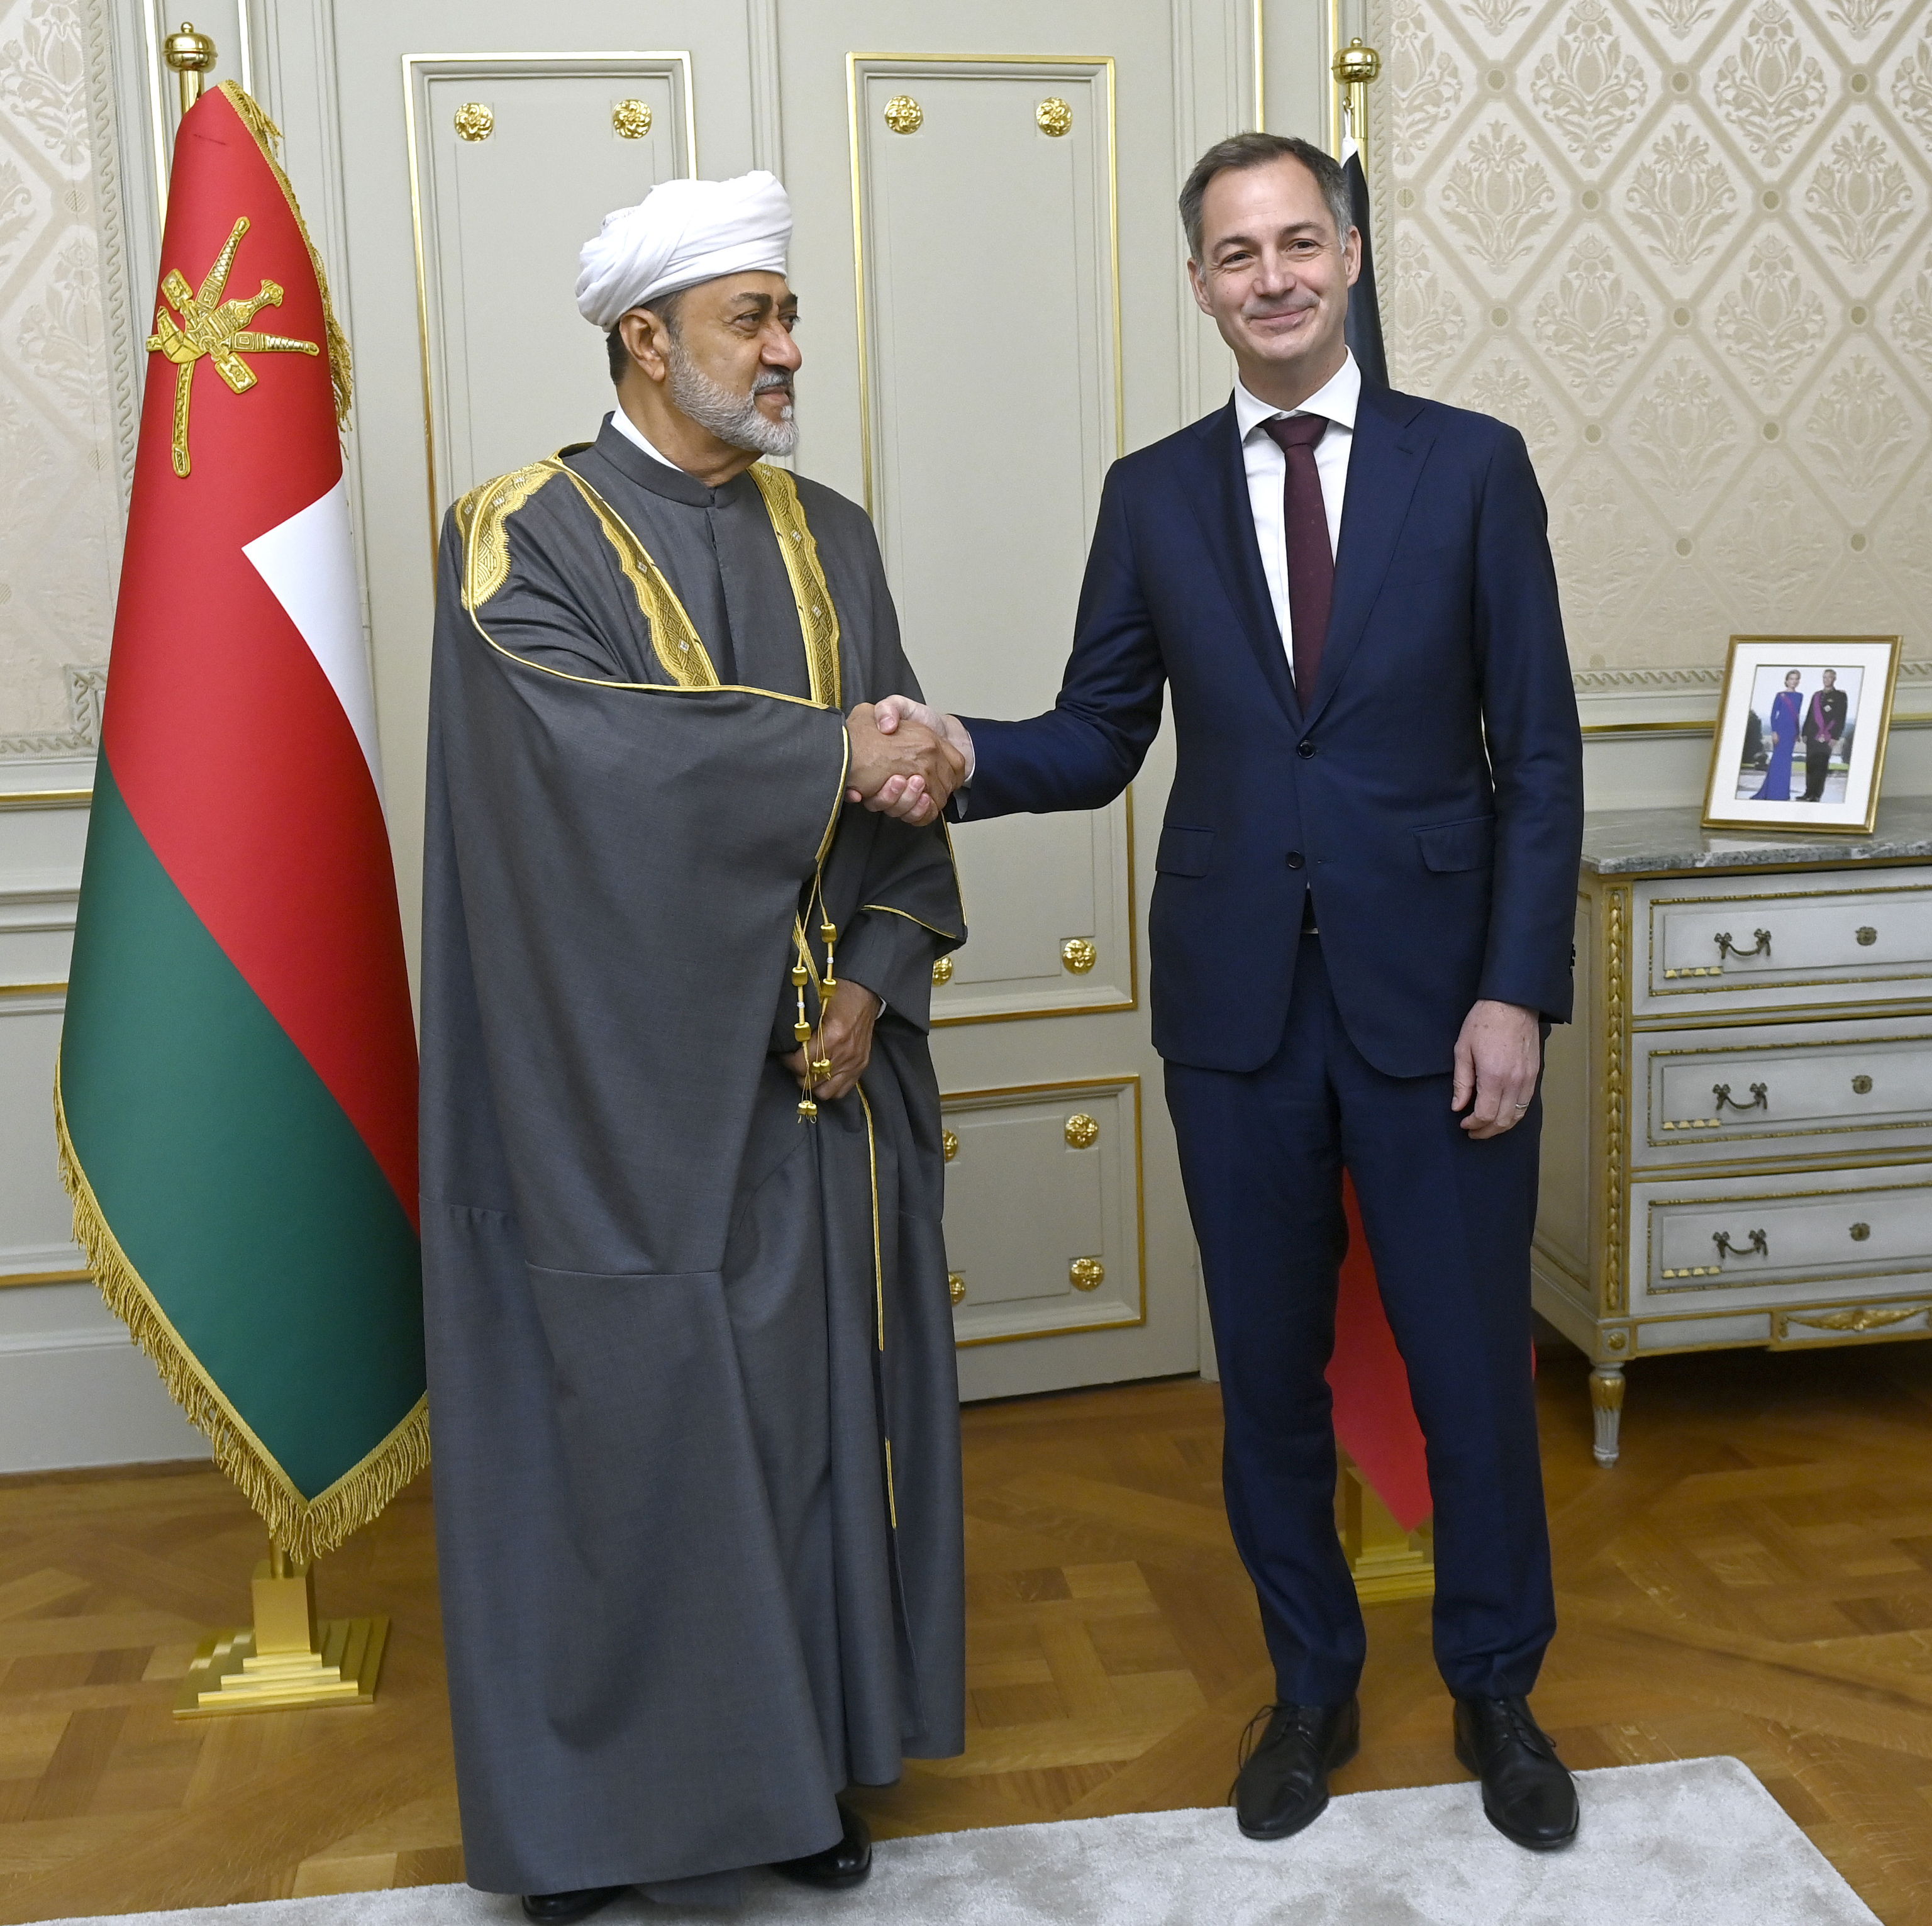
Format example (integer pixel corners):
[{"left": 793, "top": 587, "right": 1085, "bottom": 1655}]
[
  {"left": 1156, "top": 825, "right": 1215, "bottom": 877},
  {"left": 1413, "top": 815, "right": 1496, "bottom": 873}
]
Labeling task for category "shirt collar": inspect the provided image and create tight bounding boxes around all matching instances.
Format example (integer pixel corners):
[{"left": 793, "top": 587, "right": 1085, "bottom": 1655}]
[
  {"left": 605, "top": 406, "right": 681, "bottom": 470},
  {"left": 1233, "top": 350, "right": 1361, "bottom": 442}
]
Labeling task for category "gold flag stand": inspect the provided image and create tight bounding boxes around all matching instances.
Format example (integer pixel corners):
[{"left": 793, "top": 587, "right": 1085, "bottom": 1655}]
[
  {"left": 1336, "top": 1453, "right": 1435, "bottom": 1604},
  {"left": 175, "top": 1542, "right": 389, "bottom": 1718}
]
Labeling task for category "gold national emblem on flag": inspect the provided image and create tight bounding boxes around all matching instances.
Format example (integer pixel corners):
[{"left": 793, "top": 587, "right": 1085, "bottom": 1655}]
[{"left": 145, "top": 213, "right": 319, "bottom": 477}]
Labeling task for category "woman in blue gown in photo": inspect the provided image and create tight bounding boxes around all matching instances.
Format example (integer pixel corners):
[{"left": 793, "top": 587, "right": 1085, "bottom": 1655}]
[{"left": 1753, "top": 671, "right": 1803, "bottom": 801}]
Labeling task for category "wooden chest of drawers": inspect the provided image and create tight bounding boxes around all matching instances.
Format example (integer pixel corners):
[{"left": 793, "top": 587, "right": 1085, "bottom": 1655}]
[{"left": 1534, "top": 805, "right": 1932, "bottom": 1464}]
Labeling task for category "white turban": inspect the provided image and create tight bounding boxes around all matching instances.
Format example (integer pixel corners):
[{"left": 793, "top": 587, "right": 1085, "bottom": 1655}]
[{"left": 575, "top": 170, "right": 792, "bottom": 329}]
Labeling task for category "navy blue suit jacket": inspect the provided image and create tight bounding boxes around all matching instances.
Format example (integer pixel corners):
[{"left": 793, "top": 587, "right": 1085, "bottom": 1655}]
[{"left": 958, "top": 381, "right": 1585, "bottom": 1079}]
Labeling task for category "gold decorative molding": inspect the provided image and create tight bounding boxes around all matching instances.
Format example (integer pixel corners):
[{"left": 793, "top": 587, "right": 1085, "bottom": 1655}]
[
  {"left": 940, "top": 1074, "right": 1146, "bottom": 1348},
  {"left": 1782, "top": 1302, "right": 1926, "bottom": 1335},
  {"left": 1602, "top": 884, "right": 1629, "bottom": 1315}
]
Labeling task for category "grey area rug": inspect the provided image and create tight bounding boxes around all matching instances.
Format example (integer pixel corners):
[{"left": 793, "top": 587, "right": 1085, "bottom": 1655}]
[{"left": 46, "top": 1758, "right": 1876, "bottom": 1926}]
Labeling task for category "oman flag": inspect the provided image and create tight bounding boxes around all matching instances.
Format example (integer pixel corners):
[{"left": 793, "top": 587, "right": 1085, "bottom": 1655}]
[{"left": 57, "top": 84, "right": 425, "bottom": 1564}]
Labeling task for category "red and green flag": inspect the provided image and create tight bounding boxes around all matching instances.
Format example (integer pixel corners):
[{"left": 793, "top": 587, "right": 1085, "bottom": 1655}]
[{"left": 57, "top": 84, "right": 425, "bottom": 1563}]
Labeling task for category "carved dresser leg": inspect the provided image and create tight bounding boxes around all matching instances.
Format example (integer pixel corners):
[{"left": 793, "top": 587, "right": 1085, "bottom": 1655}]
[{"left": 1590, "top": 1364, "right": 1626, "bottom": 1467}]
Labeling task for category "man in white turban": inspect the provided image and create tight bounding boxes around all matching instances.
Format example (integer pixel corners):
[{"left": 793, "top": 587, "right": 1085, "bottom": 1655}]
[{"left": 421, "top": 170, "right": 969, "bottom": 1920}]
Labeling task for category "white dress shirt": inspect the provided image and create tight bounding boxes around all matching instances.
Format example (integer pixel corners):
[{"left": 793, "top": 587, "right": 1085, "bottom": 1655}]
[
  {"left": 607, "top": 406, "right": 680, "bottom": 469},
  {"left": 1232, "top": 350, "right": 1360, "bottom": 682}
]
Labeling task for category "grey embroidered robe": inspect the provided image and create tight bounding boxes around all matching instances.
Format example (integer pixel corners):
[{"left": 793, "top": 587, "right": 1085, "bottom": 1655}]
[{"left": 419, "top": 417, "right": 966, "bottom": 1900}]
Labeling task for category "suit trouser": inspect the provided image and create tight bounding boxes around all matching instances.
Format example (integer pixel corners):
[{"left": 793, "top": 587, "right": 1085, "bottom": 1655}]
[
  {"left": 1163, "top": 933, "right": 1557, "bottom": 1706},
  {"left": 1802, "top": 740, "right": 1832, "bottom": 801}
]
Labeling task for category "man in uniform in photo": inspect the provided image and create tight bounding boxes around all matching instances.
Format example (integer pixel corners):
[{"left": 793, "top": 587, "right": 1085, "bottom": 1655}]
[
  {"left": 1802, "top": 668, "right": 1848, "bottom": 803},
  {"left": 419, "top": 170, "right": 969, "bottom": 1918}
]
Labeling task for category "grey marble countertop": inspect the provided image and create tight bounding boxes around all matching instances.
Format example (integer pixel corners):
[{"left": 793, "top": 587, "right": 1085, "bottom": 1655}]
[{"left": 1582, "top": 798, "right": 1932, "bottom": 874}]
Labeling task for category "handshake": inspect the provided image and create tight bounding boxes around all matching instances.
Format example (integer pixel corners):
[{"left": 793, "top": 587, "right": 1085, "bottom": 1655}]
[{"left": 844, "top": 698, "right": 976, "bottom": 827}]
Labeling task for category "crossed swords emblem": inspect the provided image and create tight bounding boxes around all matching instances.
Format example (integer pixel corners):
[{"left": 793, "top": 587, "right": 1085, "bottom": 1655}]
[{"left": 146, "top": 215, "right": 319, "bottom": 477}]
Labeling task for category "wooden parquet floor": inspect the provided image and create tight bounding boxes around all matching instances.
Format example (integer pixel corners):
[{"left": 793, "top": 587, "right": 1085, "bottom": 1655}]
[{"left": 3, "top": 1341, "right": 1931, "bottom": 1923}]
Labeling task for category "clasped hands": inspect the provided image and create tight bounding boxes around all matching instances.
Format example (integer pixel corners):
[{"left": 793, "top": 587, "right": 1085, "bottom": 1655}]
[{"left": 845, "top": 698, "right": 975, "bottom": 827}]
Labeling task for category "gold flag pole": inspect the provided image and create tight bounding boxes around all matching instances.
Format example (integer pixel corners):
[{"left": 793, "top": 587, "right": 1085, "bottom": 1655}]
[
  {"left": 1331, "top": 36, "right": 1381, "bottom": 153},
  {"left": 162, "top": 20, "right": 217, "bottom": 116},
  {"left": 176, "top": 1538, "right": 391, "bottom": 1717}
]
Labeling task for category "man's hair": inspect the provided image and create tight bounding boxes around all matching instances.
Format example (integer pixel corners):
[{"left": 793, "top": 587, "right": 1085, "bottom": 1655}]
[
  {"left": 1179, "top": 132, "right": 1354, "bottom": 264},
  {"left": 604, "top": 288, "right": 686, "bottom": 384}
]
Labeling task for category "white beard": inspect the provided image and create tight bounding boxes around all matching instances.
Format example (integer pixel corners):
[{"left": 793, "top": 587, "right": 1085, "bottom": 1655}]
[{"left": 665, "top": 348, "right": 799, "bottom": 457}]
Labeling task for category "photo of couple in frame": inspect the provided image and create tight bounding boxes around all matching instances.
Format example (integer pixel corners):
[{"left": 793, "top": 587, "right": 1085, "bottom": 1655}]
[{"left": 1702, "top": 635, "right": 1902, "bottom": 836}]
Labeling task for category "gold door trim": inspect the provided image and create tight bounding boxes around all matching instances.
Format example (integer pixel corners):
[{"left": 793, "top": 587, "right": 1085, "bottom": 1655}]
[
  {"left": 938, "top": 1074, "right": 1146, "bottom": 1347},
  {"left": 0, "top": 789, "right": 92, "bottom": 810},
  {"left": 845, "top": 51, "right": 1122, "bottom": 511},
  {"left": 930, "top": 789, "right": 1140, "bottom": 1028},
  {"left": 402, "top": 51, "right": 699, "bottom": 552}
]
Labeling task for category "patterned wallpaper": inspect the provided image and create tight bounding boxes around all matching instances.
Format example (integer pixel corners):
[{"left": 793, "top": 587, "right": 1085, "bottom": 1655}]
[
  {"left": 1371, "top": 0, "right": 1932, "bottom": 672},
  {"left": 0, "top": 0, "right": 118, "bottom": 754}
]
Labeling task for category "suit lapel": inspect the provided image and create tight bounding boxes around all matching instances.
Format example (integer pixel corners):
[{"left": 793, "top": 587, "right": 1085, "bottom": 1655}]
[
  {"left": 1181, "top": 402, "right": 1301, "bottom": 726},
  {"left": 1303, "top": 384, "right": 1433, "bottom": 732}
]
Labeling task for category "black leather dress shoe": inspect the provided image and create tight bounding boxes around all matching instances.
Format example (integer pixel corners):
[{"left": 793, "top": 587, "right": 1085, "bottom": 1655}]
[
  {"left": 520, "top": 1889, "right": 626, "bottom": 1923},
  {"left": 772, "top": 1801, "right": 872, "bottom": 1891},
  {"left": 1453, "top": 1696, "right": 1579, "bottom": 1850},
  {"left": 1231, "top": 1696, "right": 1360, "bottom": 1840}
]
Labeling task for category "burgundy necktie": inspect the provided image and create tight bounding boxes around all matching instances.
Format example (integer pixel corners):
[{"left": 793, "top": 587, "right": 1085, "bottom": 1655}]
[{"left": 1264, "top": 413, "right": 1333, "bottom": 699}]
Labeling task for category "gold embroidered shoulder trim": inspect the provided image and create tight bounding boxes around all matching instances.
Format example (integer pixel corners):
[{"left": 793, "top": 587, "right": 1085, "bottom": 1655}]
[
  {"left": 751, "top": 464, "right": 842, "bottom": 710},
  {"left": 457, "top": 459, "right": 565, "bottom": 610},
  {"left": 552, "top": 467, "right": 720, "bottom": 689}
]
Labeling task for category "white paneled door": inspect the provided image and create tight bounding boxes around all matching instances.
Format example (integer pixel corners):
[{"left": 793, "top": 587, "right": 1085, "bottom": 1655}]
[{"left": 214, "top": 0, "right": 1315, "bottom": 1398}]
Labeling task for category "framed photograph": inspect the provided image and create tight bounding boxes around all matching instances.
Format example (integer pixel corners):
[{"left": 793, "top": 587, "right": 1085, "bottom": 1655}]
[{"left": 1702, "top": 635, "right": 1902, "bottom": 835}]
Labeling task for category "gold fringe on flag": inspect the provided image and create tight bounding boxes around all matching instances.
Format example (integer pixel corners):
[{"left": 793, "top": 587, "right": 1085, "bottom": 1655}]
[
  {"left": 216, "top": 82, "right": 353, "bottom": 428},
  {"left": 53, "top": 1067, "right": 427, "bottom": 1565}
]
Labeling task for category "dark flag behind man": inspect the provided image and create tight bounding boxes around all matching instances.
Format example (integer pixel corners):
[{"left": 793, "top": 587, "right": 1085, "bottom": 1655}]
[
  {"left": 1341, "top": 131, "right": 1387, "bottom": 390},
  {"left": 421, "top": 170, "right": 969, "bottom": 1913}
]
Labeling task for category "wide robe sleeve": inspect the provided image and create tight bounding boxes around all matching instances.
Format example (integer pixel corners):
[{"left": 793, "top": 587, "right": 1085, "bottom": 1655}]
[
  {"left": 794, "top": 474, "right": 965, "bottom": 1030},
  {"left": 427, "top": 477, "right": 851, "bottom": 1281}
]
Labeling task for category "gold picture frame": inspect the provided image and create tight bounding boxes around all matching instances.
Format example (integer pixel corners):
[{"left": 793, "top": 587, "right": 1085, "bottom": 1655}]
[{"left": 1701, "top": 635, "right": 1902, "bottom": 837}]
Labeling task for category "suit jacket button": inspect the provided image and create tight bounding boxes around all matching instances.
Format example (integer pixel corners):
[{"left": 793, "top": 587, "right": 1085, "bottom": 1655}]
[
  {"left": 1286, "top": 851, "right": 1306, "bottom": 869},
  {"left": 1297, "top": 740, "right": 1316, "bottom": 759}
]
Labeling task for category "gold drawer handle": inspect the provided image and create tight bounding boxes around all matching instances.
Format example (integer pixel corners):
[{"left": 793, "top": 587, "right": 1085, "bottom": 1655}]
[
  {"left": 612, "top": 99, "right": 653, "bottom": 138},
  {"left": 932, "top": 954, "right": 954, "bottom": 986},
  {"left": 884, "top": 94, "right": 923, "bottom": 134},
  {"left": 941, "top": 1129, "right": 958, "bottom": 1162},
  {"left": 948, "top": 1272, "right": 966, "bottom": 1305},
  {"left": 1856, "top": 926, "right": 1877, "bottom": 946},
  {"left": 1064, "top": 1113, "right": 1099, "bottom": 1148},
  {"left": 453, "top": 101, "right": 494, "bottom": 141},
  {"left": 1714, "top": 928, "right": 1772, "bottom": 962},
  {"left": 1061, "top": 937, "right": 1098, "bottom": 974},
  {"left": 1712, "top": 1081, "right": 1768, "bottom": 1115},
  {"left": 1850, "top": 1221, "right": 1870, "bottom": 1242},
  {"left": 1070, "top": 1256, "right": 1105, "bottom": 1291},
  {"left": 1852, "top": 1074, "right": 1874, "bottom": 1095}
]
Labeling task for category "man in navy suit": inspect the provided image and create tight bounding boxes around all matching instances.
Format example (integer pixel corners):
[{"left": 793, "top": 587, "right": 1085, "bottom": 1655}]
[{"left": 867, "top": 133, "right": 1585, "bottom": 1850}]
